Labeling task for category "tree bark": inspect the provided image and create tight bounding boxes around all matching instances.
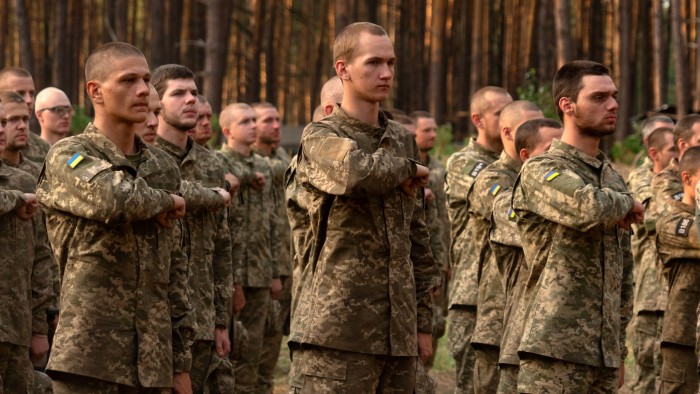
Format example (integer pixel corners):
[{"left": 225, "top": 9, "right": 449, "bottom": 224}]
[
  {"left": 428, "top": 0, "right": 447, "bottom": 119},
  {"left": 671, "top": 0, "right": 690, "bottom": 116},
  {"left": 615, "top": 0, "right": 633, "bottom": 140},
  {"left": 204, "top": 0, "right": 232, "bottom": 113},
  {"left": 14, "top": 0, "right": 33, "bottom": 74},
  {"left": 554, "top": 0, "right": 573, "bottom": 68}
]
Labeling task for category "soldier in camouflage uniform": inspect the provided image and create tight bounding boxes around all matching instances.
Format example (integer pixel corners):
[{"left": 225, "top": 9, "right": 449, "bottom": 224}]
[
  {"left": 628, "top": 126, "right": 677, "bottom": 393},
  {"left": 288, "top": 22, "right": 439, "bottom": 393},
  {"left": 188, "top": 95, "right": 214, "bottom": 147},
  {"left": 445, "top": 86, "right": 512, "bottom": 393},
  {"left": 512, "top": 61, "right": 642, "bottom": 393},
  {"left": 0, "top": 188, "right": 35, "bottom": 215},
  {"left": 655, "top": 146, "right": 700, "bottom": 394},
  {"left": 250, "top": 102, "right": 292, "bottom": 394},
  {"left": 217, "top": 102, "right": 279, "bottom": 394},
  {"left": 466, "top": 101, "right": 543, "bottom": 393},
  {"left": 152, "top": 64, "right": 235, "bottom": 393},
  {"left": 0, "top": 67, "right": 51, "bottom": 163},
  {"left": 134, "top": 85, "right": 161, "bottom": 144},
  {"left": 490, "top": 118, "right": 562, "bottom": 394},
  {"left": 652, "top": 115, "right": 700, "bottom": 217},
  {"left": 0, "top": 100, "right": 54, "bottom": 393},
  {"left": 37, "top": 42, "right": 194, "bottom": 393},
  {"left": 34, "top": 87, "right": 73, "bottom": 148}
]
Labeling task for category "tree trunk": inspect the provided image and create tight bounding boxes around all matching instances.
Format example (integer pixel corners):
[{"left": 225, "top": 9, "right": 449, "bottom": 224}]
[
  {"left": 204, "top": 0, "right": 232, "bottom": 113},
  {"left": 150, "top": 0, "right": 166, "bottom": 67},
  {"left": 554, "top": 0, "right": 573, "bottom": 68},
  {"left": 671, "top": 0, "right": 690, "bottom": 116},
  {"left": 428, "top": 0, "right": 447, "bottom": 119},
  {"left": 615, "top": 0, "right": 633, "bottom": 140},
  {"left": 14, "top": 0, "right": 33, "bottom": 74}
]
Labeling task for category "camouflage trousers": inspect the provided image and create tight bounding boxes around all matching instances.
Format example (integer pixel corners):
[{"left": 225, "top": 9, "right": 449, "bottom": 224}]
[
  {"left": 659, "top": 344, "right": 697, "bottom": 394},
  {"left": 289, "top": 345, "right": 417, "bottom": 393},
  {"left": 496, "top": 364, "right": 518, "bottom": 394},
  {"left": 233, "top": 286, "right": 270, "bottom": 394},
  {"left": 0, "top": 342, "right": 33, "bottom": 394},
  {"left": 257, "top": 275, "right": 292, "bottom": 394},
  {"left": 51, "top": 373, "right": 169, "bottom": 394},
  {"left": 473, "top": 345, "right": 500, "bottom": 393},
  {"left": 190, "top": 340, "right": 235, "bottom": 394},
  {"left": 631, "top": 312, "right": 663, "bottom": 394},
  {"left": 517, "top": 354, "right": 619, "bottom": 393},
  {"left": 448, "top": 307, "right": 476, "bottom": 393}
]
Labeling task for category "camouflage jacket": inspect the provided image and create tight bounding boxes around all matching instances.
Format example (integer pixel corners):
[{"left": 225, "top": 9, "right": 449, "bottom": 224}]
[
  {"left": 155, "top": 136, "right": 233, "bottom": 340},
  {"left": 424, "top": 154, "right": 448, "bottom": 272},
  {"left": 445, "top": 138, "right": 500, "bottom": 307},
  {"left": 37, "top": 123, "right": 194, "bottom": 387},
  {"left": 657, "top": 200, "right": 700, "bottom": 347},
  {"left": 627, "top": 158, "right": 665, "bottom": 313},
  {"left": 470, "top": 152, "right": 520, "bottom": 348},
  {"left": 490, "top": 189, "right": 527, "bottom": 365},
  {"left": 652, "top": 157, "right": 683, "bottom": 217},
  {"left": 0, "top": 189, "right": 27, "bottom": 214},
  {"left": 24, "top": 132, "right": 50, "bottom": 164},
  {"left": 254, "top": 145, "right": 293, "bottom": 277},
  {"left": 512, "top": 139, "right": 634, "bottom": 368},
  {"left": 217, "top": 145, "right": 279, "bottom": 287},
  {"left": 0, "top": 162, "right": 53, "bottom": 346},
  {"left": 290, "top": 107, "right": 439, "bottom": 356}
]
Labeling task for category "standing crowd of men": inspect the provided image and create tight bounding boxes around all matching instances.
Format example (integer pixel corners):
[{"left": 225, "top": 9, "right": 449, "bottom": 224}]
[{"left": 2, "top": 20, "right": 700, "bottom": 394}]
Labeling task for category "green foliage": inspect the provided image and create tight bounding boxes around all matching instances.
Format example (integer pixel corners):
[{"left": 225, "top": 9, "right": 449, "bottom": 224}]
[
  {"left": 515, "top": 69, "right": 557, "bottom": 120},
  {"left": 69, "top": 106, "right": 92, "bottom": 135},
  {"left": 431, "top": 123, "right": 460, "bottom": 164},
  {"left": 611, "top": 132, "right": 644, "bottom": 165}
]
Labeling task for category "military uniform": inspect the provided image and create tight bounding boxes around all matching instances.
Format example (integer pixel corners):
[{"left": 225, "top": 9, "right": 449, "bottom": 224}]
[
  {"left": 216, "top": 145, "right": 278, "bottom": 394},
  {"left": 154, "top": 136, "right": 234, "bottom": 393},
  {"left": 0, "top": 162, "right": 53, "bottom": 393},
  {"left": 512, "top": 139, "right": 634, "bottom": 393},
  {"left": 37, "top": 123, "right": 194, "bottom": 390},
  {"left": 445, "top": 138, "right": 500, "bottom": 393},
  {"left": 652, "top": 157, "right": 683, "bottom": 217},
  {"left": 627, "top": 157, "right": 665, "bottom": 393},
  {"left": 656, "top": 200, "right": 700, "bottom": 394},
  {"left": 24, "top": 132, "right": 50, "bottom": 164},
  {"left": 289, "top": 107, "right": 439, "bottom": 392},
  {"left": 0, "top": 188, "right": 27, "bottom": 214}
]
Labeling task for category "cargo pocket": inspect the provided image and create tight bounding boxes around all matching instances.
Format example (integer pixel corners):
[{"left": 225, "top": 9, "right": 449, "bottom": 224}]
[{"left": 299, "top": 348, "right": 347, "bottom": 393}]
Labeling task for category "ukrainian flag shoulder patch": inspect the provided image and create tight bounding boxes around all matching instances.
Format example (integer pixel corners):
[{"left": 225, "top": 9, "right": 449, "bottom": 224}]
[
  {"left": 544, "top": 170, "right": 560, "bottom": 181},
  {"left": 489, "top": 184, "right": 501, "bottom": 196},
  {"left": 508, "top": 208, "right": 516, "bottom": 221},
  {"left": 67, "top": 152, "right": 85, "bottom": 168}
]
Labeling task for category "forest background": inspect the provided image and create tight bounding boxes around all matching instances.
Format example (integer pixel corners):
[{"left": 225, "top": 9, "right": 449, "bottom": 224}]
[{"left": 2, "top": 0, "right": 700, "bottom": 161}]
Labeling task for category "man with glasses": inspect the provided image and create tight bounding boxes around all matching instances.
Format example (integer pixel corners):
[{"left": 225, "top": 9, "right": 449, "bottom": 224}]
[{"left": 35, "top": 87, "right": 73, "bottom": 147}]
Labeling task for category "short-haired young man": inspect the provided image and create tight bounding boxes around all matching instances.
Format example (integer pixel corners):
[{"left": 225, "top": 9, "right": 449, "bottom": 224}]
[
  {"left": 512, "top": 60, "right": 643, "bottom": 392},
  {"left": 288, "top": 22, "right": 439, "bottom": 393},
  {"left": 135, "top": 84, "right": 161, "bottom": 144},
  {"left": 35, "top": 87, "right": 73, "bottom": 146},
  {"left": 37, "top": 42, "right": 193, "bottom": 393}
]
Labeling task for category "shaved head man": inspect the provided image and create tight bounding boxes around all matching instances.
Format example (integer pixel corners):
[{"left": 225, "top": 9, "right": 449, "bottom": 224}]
[
  {"left": 319, "top": 75, "right": 343, "bottom": 117},
  {"left": 35, "top": 87, "right": 73, "bottom": 146}
]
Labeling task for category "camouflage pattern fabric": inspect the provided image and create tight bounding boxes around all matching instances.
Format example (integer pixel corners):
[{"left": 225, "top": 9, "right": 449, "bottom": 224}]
[
  {"left": 517, "top": 354, "right": 619, "bottom": 393},
  {"left": 37, "top": 123, "right": 194, "bottom": 387},
  {"left": 447, "top": 308, "right": 476, "bottom": 394},
  {"left": 0, "top": 342, "right": 33, "bottom": 394},
  {"left": 658, "top": 344, "right": 697, "bottom": 394},
  {"left": 0, "top": 189, "right": 26, "bottom": 214},
  {"left": 652, "top": 157, "right": 683, "bottom": 217},
  {"left": 24, "top": 132, "right": 50, "bottom": 164}
]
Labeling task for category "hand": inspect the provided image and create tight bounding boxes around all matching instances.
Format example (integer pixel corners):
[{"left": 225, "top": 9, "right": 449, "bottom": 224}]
[
  {"left": 417, "top": 332, "right": 433, "bottom": 364},
  {"left": 213, "top": 187, "right": 231, "bottom": 207},
  {"left": 156, "top": 194, "right": 186, "bottom": 228},
  {"left": 251, "top": 172, "right": 266, "bottom": 190},
  {"left": 172, "top": 372, "right": 193, "bottom": 394},
  {"left": 424, "top": 188, "right": 435, "bottom": 202},
  {"left": 400, "top": 164, "right": 431, "bottom": 198},
  {"left": 15, "top": 193, "right": 38, "bottom": 220},
  {"left": 224, "top": 173, "right": 240, "bottom": 194},
  {"left": 270, "top": 278, "right": 282, "bottom": 300},
  {"left": 232, "top": 283, "right": 246, "bottom": 313},
  {"left": 618, "top": 364, "right": 625, "bottom": 388},
  {"left": 30, "top": 334, "right": 49, "bottom": 364},
  {"left": 617, "top": 200, "right": 644, "bottom": 230},
  {"left": 214, "top": 327, "right": 231, "bottom": 357}
]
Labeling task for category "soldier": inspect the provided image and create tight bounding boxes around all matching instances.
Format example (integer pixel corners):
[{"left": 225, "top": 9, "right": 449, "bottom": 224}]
[
  {"left": 217, "top": 102, "right": 278, "bottom": 394},
  {"left": 0, "top": 98, "right": 53, "bottom": 393},
  {"left": 35, "top": 87, "right": 73, "bottom": 146},
  {"left": 319, "top": 75, "right": 342, "bottom": 117},
  {"left": 188, "top": 95, "right": 213, "bottom": 147},
  {"left": 151, "top": 64, "right": 234, "bottom": 393},
  {"left": 491, "top": 118, "right": 563, "bottom": 394},
  {"left": 134, "top": 85, "right": 161, "bottom": 144},
  {"left": 629, "top": 126, "right": 678, "bottom": 393},
  {"left": 37, "top": 42, "right": 194, "bottom": 393},
  {"left": 0, "top": 90, "right": 42, "bottom": 177},
  {"left": 656, "top": 146, "right": 700, "bottom": 393},
  {"left": 288, "top": 22, "right": 439, "bottom": 393},
  {"left": 511, "top": 60, "right": 643, "bottom": 392},
  {"left": 445, "top": 85, "right": 512, "bottom": 393},
  {"left": 652, "top": 114, "right": 700, "bottom": 216},
  {"left": 250, "top": 102, "right": 292, "bottom": 394},
  {"left": 0, "top": 67, "right": 51, "bottom": 163}
]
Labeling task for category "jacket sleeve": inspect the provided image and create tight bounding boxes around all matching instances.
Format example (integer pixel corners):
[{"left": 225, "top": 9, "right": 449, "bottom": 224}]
[
  {"left": 180, "top": 180, "right": 224, "bottom": 212},
  {"left": 213, "top": 181, "right": 233, "bottom": 328},
  {"left": 169, "top": 219, "right": 195, "bottom": 373},
  {"left": 619, "top": 230, "right": 634, "bottom": 362},
  {"left": 0, "top": 189, "right": 26, "bottom": 215},
  {"left": 31, "top": 213, "right": 55, "bottom": 336}
]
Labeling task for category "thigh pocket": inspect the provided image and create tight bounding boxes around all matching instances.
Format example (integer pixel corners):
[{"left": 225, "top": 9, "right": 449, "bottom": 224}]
[{"left": 299, "top": 349, "right": 347, "bottom": 393}]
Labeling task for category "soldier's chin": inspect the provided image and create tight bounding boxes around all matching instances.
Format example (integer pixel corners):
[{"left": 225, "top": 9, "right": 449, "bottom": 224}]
[{"left": 580, "top": 126, "right": 615, "bottom": 138}]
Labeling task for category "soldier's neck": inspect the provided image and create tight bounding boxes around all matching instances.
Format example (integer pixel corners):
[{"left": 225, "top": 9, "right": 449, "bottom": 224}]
[
  {"left": 682, "top": 192, "right": 695, "bottom": 206},
  {"left": 1, "top": 149, "right": 20, "bottom": 165},
  {"left": 229, "top": 140, "right": 252, "bottom": 157},
  {"left": 157, "top": 124, "right": 188, "bottom": 150},
  {"left": 475, "top": 132, "right": 502, "bottom": 154},
  {"left": 339, "top": 99, "right": 380, "bottom": 127},
  {"left": 561, "top": 124, "right": 599, "bottom": 157},
  {"left": 93, "top": 117, "right": 137, "bottom": 155},
  {"left": 253, "top": 141, "right": 274, "bottom": 156}
]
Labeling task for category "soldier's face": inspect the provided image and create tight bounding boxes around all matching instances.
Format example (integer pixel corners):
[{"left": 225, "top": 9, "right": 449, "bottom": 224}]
[
  {"left": 159, "top": 78, "right": 198, "bottom": 132},
  {"left": 255, "top": 107, "right": 281, "bottom": 145},
  {"left": 4, "top": 102, "right": 29, "bottom": 151},
  {"left": 571, "top": 75, "right": 618, "bottom": 137},
  {"left": 0, "top": 76, "right": 35, "bottom": 111},
  {"left": 481, "top": 93, "right": 513, "bottom": 144},
  {"left": 344, "top": 32, "right": 395, "bottom": 104},
  {"left": 415, "top": 117, "right": 437, "bottom": 152},
  {"left": 229, "top": 108, "right": 257, "bottom": 146},
  {"left": 96, "top": 56, "right": 151, "bottom": 125},
  {"left": 656, "top": 133, "right": 678, "bottom": 169},
  {"left": 190, "top": 102, "right": 213, "bottom": 145},
  {"left": 0, "top": 104, "right": 6, "bottom": 153},
  {"left": 135, "top": 87, "right": 161, "bottom": 144},
  {"left": 37, "top": 93, "right": 72, "bottom": 137}
]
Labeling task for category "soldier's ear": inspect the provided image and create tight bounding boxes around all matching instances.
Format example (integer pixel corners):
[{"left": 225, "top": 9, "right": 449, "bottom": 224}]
[
  {"left": 336, "top": 60, "right": 351, "bottom": 81},
  {"left": 471, "top": 113, "right": 483, "bottom": 130},
  {"left": 87, "top": 81, "right": 103, "bottom": 105},
  {"left": 681, "top": 170, "right": 692, "bottom": 186},
  {"left": 559, "top": 97, "right": 573, "bottom": 116}
]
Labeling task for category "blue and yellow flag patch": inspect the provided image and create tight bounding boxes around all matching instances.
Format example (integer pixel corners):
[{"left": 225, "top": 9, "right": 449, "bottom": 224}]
[
  {"left": 67, "top": 153, "right": 84, "bottom": 169},
  {"left": 508, "top": 208, "right": 516, "bottom": 220},
  {"left": 489, "top": 184, "right": 501, "bottom": 196},
  {"left": 544, "top": 170, "right": 560, "bottom": 181}
]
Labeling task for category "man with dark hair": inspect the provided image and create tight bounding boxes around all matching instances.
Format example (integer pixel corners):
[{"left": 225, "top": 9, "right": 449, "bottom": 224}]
[
  {"left": 512, "top": 60, "right": 642, "bottom": 392},
  {"left": 656, "top": 146, "right": 700, "bottom": 393},
  {"left": 0, "top": 67, "right": 52, "bottom": 163},
  {"left": 37, "top": 42, "right": 194, "bottom": 393},
  {"left": 0, "top": 90, "right": 40, "bottom": 177},
  {"left": 446, "top": 85, "right": 512, "bottom": 393},
  {"left": 288, "top": 22, "right": 439, "bottom": 393},
  {"left": 188, "top": 95, "right": 213, "bottom": 147},
  {"left": 490, "top": 118, "right": 562, "bottom": 394},
  {"left": 151, "top": 63, "right": 235, "bottom": 393}
]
